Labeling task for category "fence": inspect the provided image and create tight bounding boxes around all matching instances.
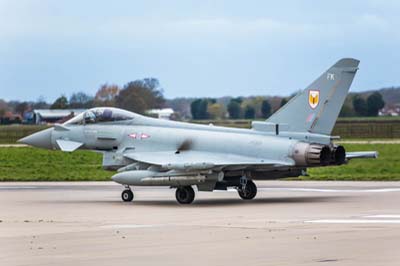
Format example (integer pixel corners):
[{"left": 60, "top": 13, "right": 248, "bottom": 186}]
[{"left": 0, "top": 125, "right": 48, "bottom": 144}]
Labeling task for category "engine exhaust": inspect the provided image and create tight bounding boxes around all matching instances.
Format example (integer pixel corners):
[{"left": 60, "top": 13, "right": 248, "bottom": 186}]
[
  {"left": 332, "top": 145, "right": 346, "bottom": 165},
  {"left": 292, "top": 142, "right": 331, "bottom": 166}
]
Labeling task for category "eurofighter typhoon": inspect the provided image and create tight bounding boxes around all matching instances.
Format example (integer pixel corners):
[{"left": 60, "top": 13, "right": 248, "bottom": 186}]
[{"left": 20, "top": 58, "right": 377, "bottom": 204}]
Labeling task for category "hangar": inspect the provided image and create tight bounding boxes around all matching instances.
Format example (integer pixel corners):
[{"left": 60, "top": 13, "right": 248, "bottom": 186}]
[{"left": 29, "top": 109, "right": 86, "bottom": 124}]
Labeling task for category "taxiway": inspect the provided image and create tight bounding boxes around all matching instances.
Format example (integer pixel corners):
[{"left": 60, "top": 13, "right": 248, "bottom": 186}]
[{"left": 1, "top": 181, "right": 400, "bottom": 266}]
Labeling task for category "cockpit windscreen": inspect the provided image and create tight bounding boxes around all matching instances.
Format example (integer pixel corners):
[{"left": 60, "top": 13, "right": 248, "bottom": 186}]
[{"left": 64, "top": 108, "right": 135, "bottom": 125}]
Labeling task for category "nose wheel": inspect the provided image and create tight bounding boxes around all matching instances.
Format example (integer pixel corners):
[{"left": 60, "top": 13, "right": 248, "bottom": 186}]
[
  {"left": 238, "top": 180, "right": 257, "bottom": 200},
  {"left": 121, "top": 189, "right": 134, "bottom": 202}
]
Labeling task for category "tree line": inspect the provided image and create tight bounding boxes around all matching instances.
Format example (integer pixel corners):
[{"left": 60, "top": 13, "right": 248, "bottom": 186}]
[
  {"left": 190, "top": 97, "right": 288, "bottom": 120},
  {"left": 0, "top": 78, "right": 165, "bottom": 121},
  {"left": 339, "top": 92, "right": 385, "bottom": 117},
  {"left": 51, "top": 78, "right": 165, "bottom": 114},
  {"left": 190, "top": 92, "right": 385, "bottom": 120},
  {"left": 0, "top": 80, "right": 387, "bottom": 124}
]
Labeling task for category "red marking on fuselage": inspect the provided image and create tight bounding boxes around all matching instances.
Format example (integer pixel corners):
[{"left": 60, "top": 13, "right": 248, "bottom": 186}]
[
  {"left": 128, "top": 133, "right": 137, "bottom": 139},
  {"left": 140, "top": 133, "right": 150, "bottom": 139}
]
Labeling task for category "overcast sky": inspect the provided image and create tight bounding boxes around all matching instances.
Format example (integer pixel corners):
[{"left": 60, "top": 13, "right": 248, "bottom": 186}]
[{"left": 1, "top": 0, "right": 400, "bottom": 102}]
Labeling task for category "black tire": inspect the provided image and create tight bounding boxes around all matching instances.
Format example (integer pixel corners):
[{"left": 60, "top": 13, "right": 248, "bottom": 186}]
[
  {"left": 121, "top": 189, "right": 134, "bottom": 202},
  {"left": 175, "top": 186, "right": 195, "bottom": 204},
  {"left": 238, "top": 180, "right": 257, "bottom": 200}
]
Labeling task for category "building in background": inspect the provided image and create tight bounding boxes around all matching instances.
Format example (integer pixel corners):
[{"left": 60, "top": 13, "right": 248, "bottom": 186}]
[
  {"left": 379, "top": 105, "right": 400, "bottom": 116},
  {"left": 147, "top": 108, "right": 174, "bottom": 120},
  {"left": 27, "top": 109, "right": 86, "bottom": 124},
  {"left": 0, "top": 112, "right": 22, "bottom": 125}
]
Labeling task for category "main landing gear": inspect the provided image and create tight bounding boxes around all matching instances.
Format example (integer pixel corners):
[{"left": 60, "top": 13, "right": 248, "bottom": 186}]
[
  {"left": 238, "top": 179, "right": 257, "bottom": 200},
  {"left": 175, "top": 186, "right": 195, "bottom": 204},
  {"left": 121, "top": 186, "right": 134, "bottom": 202}
]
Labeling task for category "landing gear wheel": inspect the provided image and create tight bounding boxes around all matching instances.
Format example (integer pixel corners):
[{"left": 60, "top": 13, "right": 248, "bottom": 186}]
[
  {"left": 121, "top": 189, "right": 134, "bottom": 202},
  {"left": 175, "top": 186, "right": 195, "bottom": 204},
  {"left": 238, "top": 180, "right": 257, "bottom": 200}
]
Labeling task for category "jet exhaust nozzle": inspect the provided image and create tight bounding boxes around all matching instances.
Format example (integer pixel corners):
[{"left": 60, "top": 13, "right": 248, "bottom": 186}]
[
  {"left": 332, "top": 145, "right": 346, "bottom": 165},
  {"left": 292, "top": 142, "right": 331, "bottom": 166}
]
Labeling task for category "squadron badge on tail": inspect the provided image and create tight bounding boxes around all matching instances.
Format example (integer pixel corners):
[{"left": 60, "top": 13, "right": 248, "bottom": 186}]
[{"left": 308, "top": 90, "right": 320, "bottom": 109}]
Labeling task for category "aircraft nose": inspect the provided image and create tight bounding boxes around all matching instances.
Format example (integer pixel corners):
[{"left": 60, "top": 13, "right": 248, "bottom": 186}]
[{"left": 18, "top": 128, "right": 53, "bottom": 149}]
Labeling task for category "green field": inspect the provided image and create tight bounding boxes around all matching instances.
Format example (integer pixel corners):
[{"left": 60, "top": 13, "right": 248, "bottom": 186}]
[
  {"left": 0, "top": 125, "right": 48, "bottom": 144},
  {"left": 0, "top": 148, "right": 111, "bottom": 181},
  {"left": 304, "top": 144, "right": 400, "bottom": 181},
  {"left": 0, "top": 144, "right": 398, "bottom": 181}
]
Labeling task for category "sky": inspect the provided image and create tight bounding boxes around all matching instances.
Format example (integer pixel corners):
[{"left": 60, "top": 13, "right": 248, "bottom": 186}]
[{"left": 1, "top": 0, "right": 400, "bottom": 102}]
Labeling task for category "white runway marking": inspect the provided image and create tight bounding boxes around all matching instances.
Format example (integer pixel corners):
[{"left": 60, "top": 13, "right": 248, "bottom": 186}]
[
  {"left": 258, "top": 188, "right": 400, "bottom": 193},
  {"left": 364, "top": 215, "right": 400, "bottom": 219},
  {"left": 225, "top": 188, "right": 400, "bottom": 193},
  {"left": 305, "top": 219, "right": 400, "bottom": 224},
  {"left": 100, "top": 224, "right": 163, "bottom": 229}
]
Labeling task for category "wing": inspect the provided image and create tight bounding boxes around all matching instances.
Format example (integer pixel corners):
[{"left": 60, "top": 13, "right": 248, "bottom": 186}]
[
  {"left": 346, "top": 151, "right": 378, "bottom": 159},
  {"left": 123, "top": 150, "right": 294, "bottom": 171}
]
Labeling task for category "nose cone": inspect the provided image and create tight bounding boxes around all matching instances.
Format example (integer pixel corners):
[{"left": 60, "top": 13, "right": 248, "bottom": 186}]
[
  {"left": 18, "top": 128, "right": 53, "bottom": 149},
  {"left": 111, "top": 172, "right": 126, "bottom": 184}
]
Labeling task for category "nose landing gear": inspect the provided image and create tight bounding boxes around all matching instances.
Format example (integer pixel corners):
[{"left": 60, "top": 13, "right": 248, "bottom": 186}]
[
  {"left": 238, "top": 179, "right": 257, "bottom": 200},
  {"left": 121, "top": 186, "right": 134, "bottom": 202}
]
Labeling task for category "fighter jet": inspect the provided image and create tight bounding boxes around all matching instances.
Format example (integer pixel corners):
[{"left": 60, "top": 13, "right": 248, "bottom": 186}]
[{"left": 19, "top": 58, "right": 377, "bottom": 204}]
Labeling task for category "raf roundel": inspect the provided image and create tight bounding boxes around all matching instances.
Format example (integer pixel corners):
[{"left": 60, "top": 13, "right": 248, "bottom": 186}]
[{"left": 308, "top": 90, "right": 320, "bottom": 109}]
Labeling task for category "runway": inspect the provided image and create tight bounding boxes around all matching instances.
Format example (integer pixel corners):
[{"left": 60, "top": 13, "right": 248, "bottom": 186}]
[{"left": 1, "top": 181, "right": 400, "bottom": 266}]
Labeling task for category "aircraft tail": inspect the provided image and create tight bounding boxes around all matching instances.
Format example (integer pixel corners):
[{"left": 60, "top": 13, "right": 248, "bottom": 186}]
[{"left": 267, "top": 58, "right": 359, "bottom": 135}]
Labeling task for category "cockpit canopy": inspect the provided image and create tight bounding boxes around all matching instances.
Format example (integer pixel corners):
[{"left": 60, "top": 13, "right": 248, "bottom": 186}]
[{"left": 64, "top": 107, "right": 135, "bottom": 125}]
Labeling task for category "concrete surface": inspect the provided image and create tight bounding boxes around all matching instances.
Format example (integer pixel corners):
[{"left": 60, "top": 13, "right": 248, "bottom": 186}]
[{"left": 1, "top": 181, "right": 400, "bottom": 266}]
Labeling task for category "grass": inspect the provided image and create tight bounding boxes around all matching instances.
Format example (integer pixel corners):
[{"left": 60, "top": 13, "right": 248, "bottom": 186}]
[
  {"left": 303, "top": 144, "right": 400, "bottom": 181},
  {"left": 0, "top": 125, "right": 48, "bottom": 144},
  {"left": 0, "top": 147, "right": 112, "bottom": 181},
  {"left": 337, "top": 138, "right": 400, "bottom": 142},
  {"left": 0, "top": 144, "right": 399, "bottom": 181}
]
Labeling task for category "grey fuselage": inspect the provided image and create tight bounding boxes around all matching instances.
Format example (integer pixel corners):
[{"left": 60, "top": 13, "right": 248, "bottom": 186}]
[{"left": 50, "top": 111, "right": 334, "bottom": 177}]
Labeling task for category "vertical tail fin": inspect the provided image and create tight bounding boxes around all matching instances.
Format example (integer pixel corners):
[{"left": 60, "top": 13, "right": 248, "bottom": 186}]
[{"left": 267, "top": 58, "right": 359, "bottom": 135}]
